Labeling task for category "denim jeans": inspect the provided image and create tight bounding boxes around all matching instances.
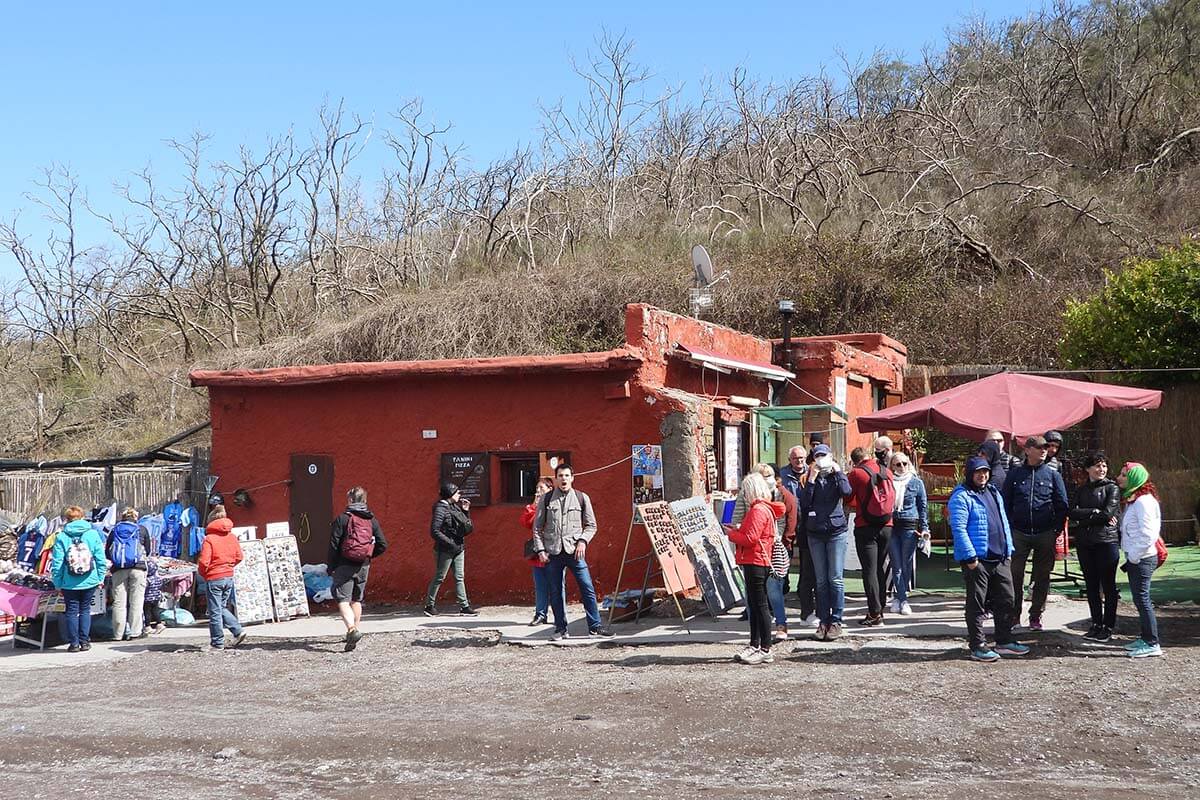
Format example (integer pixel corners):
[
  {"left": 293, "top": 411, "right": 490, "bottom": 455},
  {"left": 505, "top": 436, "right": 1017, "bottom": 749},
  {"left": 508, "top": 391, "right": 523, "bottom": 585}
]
[
  {"left": 766, "top": 574, "right": 787, "bottom": 627},
  {"left": 888, "top": 525, "right": 920, "bottom": 604},
  {"left": 62, "top": 588, "right": 94, "bottom": 647},
  {"left": 547, "top": 552, "right": 602, "bottom": 633},
  {"left": 532, "top": 564, "right": 551, "bottom": 617},
  {"left": 205, "top": 577, "right": 244, "bottom": 647},
  {"left": 425, "top": 549, "right": 469, "bottom": 607},
  {"left": 1126, "top": 557, "right": 1159, "bottom": 645},
  {"left": 808, "top": 530, "right": 849, "bottom": 625}
]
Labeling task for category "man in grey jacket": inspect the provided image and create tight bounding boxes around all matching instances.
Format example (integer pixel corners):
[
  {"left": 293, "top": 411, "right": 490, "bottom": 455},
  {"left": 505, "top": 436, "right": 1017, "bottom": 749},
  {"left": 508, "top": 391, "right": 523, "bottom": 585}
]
[{"left": 532, "top": 464, "right": 613, "bottom": 640}]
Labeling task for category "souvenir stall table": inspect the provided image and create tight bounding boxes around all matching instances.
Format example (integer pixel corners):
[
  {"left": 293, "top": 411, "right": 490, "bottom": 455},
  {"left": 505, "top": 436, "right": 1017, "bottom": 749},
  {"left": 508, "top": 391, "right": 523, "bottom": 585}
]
[
  {"left": 0, "top": 578, "right": 61, "bottom": 651},
  {"left": 155, "top": 557, "right": 199, "bottom": 615}
]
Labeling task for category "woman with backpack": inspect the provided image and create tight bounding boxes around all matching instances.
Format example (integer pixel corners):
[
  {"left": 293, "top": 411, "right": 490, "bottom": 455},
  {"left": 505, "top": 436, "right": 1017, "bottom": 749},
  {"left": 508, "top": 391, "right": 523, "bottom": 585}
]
[
  {"left": 724, "top": 472, "right": 786, "bottom": 665},
  {"left": 49, "top": 505, "right": 108, "bottom": 652},
  {"left": 1117, "top": 463, "right": 1165, "bottom": 659},
  {"left": 106, "top": 507, "right": 154, "bottom": 640},
  {"left": 423, "top": 481, "right": 477, "bottom": 617}
]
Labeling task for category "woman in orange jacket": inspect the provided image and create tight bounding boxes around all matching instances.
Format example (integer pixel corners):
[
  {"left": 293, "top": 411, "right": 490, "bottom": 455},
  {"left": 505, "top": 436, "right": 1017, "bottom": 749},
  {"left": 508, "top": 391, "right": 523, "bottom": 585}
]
[
  {"left": 725, "top": 473, "right": 786, "bottom": 665},
  {"left": 198, "top": 505, "right": 246, "bottom": 650}
]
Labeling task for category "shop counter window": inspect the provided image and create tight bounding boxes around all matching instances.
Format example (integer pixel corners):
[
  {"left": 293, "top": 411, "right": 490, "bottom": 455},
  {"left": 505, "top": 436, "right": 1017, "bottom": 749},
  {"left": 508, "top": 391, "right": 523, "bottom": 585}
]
[{"left": 499, "top": 456, "right": 540, "bottom": 503}]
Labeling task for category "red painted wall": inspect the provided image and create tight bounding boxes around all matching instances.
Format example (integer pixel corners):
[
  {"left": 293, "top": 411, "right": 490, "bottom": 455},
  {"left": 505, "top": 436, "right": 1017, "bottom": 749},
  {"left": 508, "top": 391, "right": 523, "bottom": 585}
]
[{"left": 208, "top": 367, "right": 662, "bottom": 604}]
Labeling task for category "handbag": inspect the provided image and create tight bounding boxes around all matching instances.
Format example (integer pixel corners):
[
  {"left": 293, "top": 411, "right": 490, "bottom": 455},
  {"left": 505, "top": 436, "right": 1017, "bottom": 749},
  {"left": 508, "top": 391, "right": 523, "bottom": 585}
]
[
  {"left": 523, "top": 537, "right": 539, "bottom": 560},
  {"left": 1155, "top": 538, "right": 1168, "bottom": 568}
]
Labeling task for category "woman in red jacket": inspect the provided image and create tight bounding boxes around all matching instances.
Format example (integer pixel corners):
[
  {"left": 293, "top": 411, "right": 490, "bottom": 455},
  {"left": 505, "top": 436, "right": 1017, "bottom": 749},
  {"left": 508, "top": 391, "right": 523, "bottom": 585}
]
[
  {"left": 725, "top": 473, "right": 786, "bottom": 665},
  {"left": 520, "top": 477, "right": 556, "bottom": 625}
]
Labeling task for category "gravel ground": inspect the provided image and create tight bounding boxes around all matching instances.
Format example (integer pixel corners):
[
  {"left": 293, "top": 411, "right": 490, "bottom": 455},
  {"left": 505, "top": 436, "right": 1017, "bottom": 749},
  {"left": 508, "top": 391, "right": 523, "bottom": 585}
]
[{"left": 2, "top": 607, "right": 1197, "bottom": 799}]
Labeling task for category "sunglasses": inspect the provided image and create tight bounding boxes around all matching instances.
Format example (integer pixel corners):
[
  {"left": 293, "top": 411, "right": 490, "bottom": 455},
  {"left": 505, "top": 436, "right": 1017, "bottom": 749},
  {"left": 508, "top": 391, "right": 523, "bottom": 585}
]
[{"left": 893, "top": 460, "right": 910, "bottom": 467}]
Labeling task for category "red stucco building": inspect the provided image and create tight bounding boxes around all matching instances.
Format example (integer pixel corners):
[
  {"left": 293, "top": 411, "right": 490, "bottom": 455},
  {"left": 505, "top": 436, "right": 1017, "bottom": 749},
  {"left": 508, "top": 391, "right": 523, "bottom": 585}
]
[{"left": 190, "top": 305, "right": 905, "bottom": 604}]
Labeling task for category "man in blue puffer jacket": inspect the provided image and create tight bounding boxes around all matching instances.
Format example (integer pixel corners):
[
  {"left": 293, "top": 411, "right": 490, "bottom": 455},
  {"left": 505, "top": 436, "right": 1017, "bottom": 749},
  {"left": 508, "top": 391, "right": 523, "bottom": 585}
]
[
  {"left": 1002, "top": 434, "right": 1069, "bottom": 631},
  {"left": 949, "top": 457, "right": 1030, "bottom": 662}
]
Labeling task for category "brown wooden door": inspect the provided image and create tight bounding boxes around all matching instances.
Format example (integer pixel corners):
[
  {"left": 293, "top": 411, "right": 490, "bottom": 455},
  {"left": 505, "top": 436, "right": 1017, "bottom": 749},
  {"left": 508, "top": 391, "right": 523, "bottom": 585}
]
[{"left": 289, "top": 454, "right": 334, "bottom": 565}]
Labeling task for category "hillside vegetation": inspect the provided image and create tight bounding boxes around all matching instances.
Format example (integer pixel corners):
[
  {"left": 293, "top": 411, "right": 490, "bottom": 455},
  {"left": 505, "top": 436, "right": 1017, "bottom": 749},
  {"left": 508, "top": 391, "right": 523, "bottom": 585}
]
[{"left": 2, "top": 0, "right": 1199, "bottom": 459}]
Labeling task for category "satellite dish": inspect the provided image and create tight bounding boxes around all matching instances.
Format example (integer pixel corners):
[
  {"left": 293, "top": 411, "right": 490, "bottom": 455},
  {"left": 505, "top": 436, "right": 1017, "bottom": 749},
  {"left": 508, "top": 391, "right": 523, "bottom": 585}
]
[
  {"left": 688, "top": 244, "right": 730, "bottom": 318},
  {"left": 692, "top": 244, "right": 715, "bottom": 286}
]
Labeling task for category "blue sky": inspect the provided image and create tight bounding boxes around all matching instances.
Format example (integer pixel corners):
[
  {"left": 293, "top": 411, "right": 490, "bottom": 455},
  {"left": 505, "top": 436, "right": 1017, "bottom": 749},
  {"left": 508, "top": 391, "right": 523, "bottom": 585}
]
[{"left": 0, "top": 1, "right": 1038, "bottom": 279}]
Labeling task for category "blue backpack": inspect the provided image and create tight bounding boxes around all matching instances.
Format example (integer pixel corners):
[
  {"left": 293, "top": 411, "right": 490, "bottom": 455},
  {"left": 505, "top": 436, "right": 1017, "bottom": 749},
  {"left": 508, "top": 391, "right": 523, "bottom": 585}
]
[{"left": 109, "top": 521, "right": 144, "bottom": 569}]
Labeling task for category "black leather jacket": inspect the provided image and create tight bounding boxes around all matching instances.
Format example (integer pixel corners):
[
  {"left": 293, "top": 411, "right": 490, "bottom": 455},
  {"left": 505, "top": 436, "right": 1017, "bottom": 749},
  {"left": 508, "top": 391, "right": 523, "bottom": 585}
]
[{"left": 1067, "top": 479, "right": 1120, "bottom": 546}]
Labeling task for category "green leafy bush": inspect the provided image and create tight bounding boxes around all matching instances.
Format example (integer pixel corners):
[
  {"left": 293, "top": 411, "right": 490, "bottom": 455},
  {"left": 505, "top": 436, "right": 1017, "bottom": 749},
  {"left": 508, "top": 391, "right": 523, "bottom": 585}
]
[{"left": 1061, "top": 241, "right": 1200, "bottom": 381}]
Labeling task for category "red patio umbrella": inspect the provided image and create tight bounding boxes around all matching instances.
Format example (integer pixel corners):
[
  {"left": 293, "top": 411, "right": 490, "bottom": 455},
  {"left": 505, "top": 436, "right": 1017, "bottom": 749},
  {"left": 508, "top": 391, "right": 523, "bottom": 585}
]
[{"left": 855, "top": 373, "right": 1162, "bottom": 440}]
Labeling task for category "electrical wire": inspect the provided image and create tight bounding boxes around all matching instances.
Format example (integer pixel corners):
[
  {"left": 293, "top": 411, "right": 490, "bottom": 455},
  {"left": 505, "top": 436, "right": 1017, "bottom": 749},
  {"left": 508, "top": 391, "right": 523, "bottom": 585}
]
[{"left": 573, "top": 454, "right": 634, "bottom": 476}]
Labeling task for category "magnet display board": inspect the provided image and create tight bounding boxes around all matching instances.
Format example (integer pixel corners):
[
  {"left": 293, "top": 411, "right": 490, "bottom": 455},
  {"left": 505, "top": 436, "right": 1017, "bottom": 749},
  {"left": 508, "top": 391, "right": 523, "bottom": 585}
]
[
  {"left": 669, "top": 496, "right": 745, "bottom": 614},
  {"left": 233, "top": 539, "right": 274, "bottom": 624},
  {"left": 263, "top": 535, "right": 310, "bottom": 621},
  {"left": 635, "top": 501, "right": 698, "bottom": 595}
]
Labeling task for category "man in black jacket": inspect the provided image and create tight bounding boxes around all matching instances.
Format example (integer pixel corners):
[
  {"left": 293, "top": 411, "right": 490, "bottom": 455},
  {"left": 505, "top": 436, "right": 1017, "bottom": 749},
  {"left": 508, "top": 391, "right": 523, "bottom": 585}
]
[
  {"left": 1001, "top": 435, "right": 1069, "bottom": 631},
  {"left": 329, "top": 486, "right": 388, "bottom": 652},
  {"left": 423, "top": 481, "right": 478, "bottom": 618}
]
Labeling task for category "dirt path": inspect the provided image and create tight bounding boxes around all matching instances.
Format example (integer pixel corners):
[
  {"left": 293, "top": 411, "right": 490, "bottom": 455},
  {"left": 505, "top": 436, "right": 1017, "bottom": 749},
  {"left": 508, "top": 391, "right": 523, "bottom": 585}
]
[{"left": 2, "top": 608, "right": 1197, "bottom": 799}]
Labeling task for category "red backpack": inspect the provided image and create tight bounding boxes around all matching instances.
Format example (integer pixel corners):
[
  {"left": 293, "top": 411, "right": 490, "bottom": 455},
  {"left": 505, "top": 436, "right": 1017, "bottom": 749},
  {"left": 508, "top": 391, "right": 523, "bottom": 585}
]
[
  {"left": 340, "top": 514, "right": 375, "bottom": 562},
  {"left": 856, "top": 462, "right": 896, "bottom": 525}
]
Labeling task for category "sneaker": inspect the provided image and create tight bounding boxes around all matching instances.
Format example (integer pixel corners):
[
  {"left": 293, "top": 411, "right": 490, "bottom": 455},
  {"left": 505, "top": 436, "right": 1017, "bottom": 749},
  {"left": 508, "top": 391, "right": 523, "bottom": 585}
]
[
  {"left": 228, "top": 632, "right": 248, "bottom": 650},
  {"left": 422, "top": 605, "right": 436, "bottom": 617},
  {"left": 1129, "top": 642, "right": 1163, "bottom": 659},
  {"left": 826, "top": 623, "right": 844, "bottom": 640},
  {"left": 982, "top": 610, "right": 994, "bottom": 621},
  {"left": 758, "top": 649, "right": 774, "bottom": 664},
  {"left": 149, "top": 623, "right": 165, "bottom": 635},
  {"left": 813, "top": 624, "right": 829, "bottom": 642},
  {"left": 733, "top": 646, "right": 759, "bottom": 663},
  {"left": 80, "top": 642, "right": 91, "bottom": 651},
  {"left": 1028, "top": 616, "right": 1043, "bottom": 632},
  {"left": 209, "top": 643, "right": 225, "bottom": 651},
  {"left": 995, "top": 642, "right": 1030, "bottom": 656},
  {"left": 529, "top": 614, "right": 548, "bottom": 627},
  {"left": 344, "top": 627, "right": 364, "bottom": 653},
  {"left": 738, "top": 609, "right": 749, "bottom": 621},
  {"left": 1124, "top": 638, "right": 1147, "bottom": 651},
  {"left": 1093, "top": 626, "right": 1112, "bottom": 642},
  {"left": 587, "top": 628, "right": 615, "bottom": 638},
  {"left": 550, "top": 629, "right": 569, "bottom": 641},
  {"left": 772, "top": 627, "right": 789, "bottom": 643},
  {"left": 889, "top": 599, "right": 901, "bottom": 614},
  {"left": 1082, "top": 625, "right": 1100, "bottom": 640},
  {"left": 799, "top": 613, "right": 820, "bottom": 628},
  {"left": 970, "top": 647, "right": 1001, "bottom": 663},
  {"left": 859, "top": 614, "right": 884, "bottom": 627},
  {"left": 899, "top": 602, "right": 913, "bottom": 616},
  {"left": 459, "top": 606, "right": 480, "bottom": 616},
  {"left": 741, "top": 649, "right": 766, "bottom": 665},
  {"left": 67, "top": 644, "right": 80, "bottom": 653}
]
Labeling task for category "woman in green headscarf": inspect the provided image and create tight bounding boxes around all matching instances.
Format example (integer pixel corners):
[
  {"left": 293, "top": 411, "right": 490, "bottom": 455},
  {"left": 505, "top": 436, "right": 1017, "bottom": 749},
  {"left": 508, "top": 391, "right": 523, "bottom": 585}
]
[{"left": 1116, "top": 462, "right": 1163, "bottom": 659}]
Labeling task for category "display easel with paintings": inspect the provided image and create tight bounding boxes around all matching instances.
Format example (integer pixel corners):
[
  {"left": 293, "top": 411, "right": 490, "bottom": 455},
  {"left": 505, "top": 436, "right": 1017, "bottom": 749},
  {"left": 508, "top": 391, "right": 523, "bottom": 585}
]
[{"left": 263, "top": 535, "right": 310, "bottom": 621}]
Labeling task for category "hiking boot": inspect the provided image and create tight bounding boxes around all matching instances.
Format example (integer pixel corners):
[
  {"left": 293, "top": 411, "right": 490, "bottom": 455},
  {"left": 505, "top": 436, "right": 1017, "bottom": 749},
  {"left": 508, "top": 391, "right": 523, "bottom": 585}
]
[
  {"left": 1129, "top": 642, "right": 1163, "bottom": 659},
  {"left": 826, "top": 623, "right": 844, "bottom": 640},
  {"left": 228, "top": 632, "right": 248, "bottom": 649},
  {"left": 741, "top": 648, "right": 766, "bottom": 665},
  {"left": 813, "top": 624, "right": 829, "bottom": 642},
  {"left": 529, "top": 614, "right": 548, "bottom": 626},
  {"left": 1028, "top": 616, "right": 1043, "bottom": 632},
  {"left": 995, "top": 642, "right": 1030, "bottom": 657},
  {"left": 459, "top": 606, "right": 480, "bottom": 616},
  {"left": 733, "top": 646, "right": 758, "bottom": 663},
  {"left": 758, "top": 649, "right": 774, "bottom": 664},
  {"left": 970, "top": 647, "right": 1001, "bottom": 663},
  {"left": 1093, "top": 626, "right": 1112, "bottom": 642},
  {"left": 587, "top": 628, "right": 615, "bottom": 638},
  {"left": 1082, "top": 625, "right": 1101, "bottom": 641},
  {"left": 422, "top": 604, "right": 436, "bottom": 617},
  {"left": 1124, "top": 638, "right": 1147, "bottom": 651}
]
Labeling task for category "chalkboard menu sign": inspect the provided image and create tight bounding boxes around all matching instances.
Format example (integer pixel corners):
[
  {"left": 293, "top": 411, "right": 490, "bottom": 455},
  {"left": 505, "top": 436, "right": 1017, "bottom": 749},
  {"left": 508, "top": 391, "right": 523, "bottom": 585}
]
[{"left": 440, "top": 452, "right": 491, "bottom": 506}]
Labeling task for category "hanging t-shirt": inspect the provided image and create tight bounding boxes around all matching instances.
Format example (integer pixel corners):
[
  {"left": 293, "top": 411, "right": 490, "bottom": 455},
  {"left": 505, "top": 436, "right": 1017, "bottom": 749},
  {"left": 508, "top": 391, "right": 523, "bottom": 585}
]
[
  {"left": 182, "top": 506, "right": 204, "bottom": 558},
  {"left": 160, "top": 502, "right": 184, "bottom": 559},
  {"left": 15, "top": 527, "right": 44, "bottom": 571},
  {"left": 139, "top": 514, "right": 165, "bottom": 556}
]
